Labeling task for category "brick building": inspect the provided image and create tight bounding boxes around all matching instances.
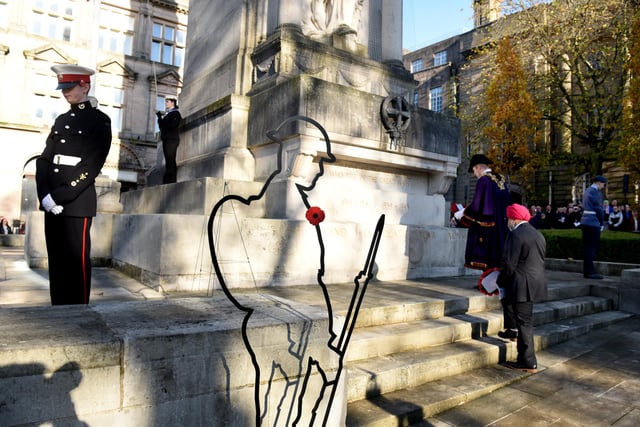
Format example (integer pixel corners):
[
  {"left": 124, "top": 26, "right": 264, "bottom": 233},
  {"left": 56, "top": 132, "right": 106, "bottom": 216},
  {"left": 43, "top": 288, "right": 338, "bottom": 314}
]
[{"left": 403, "top": 0, "right": 637, "bottom": 209}]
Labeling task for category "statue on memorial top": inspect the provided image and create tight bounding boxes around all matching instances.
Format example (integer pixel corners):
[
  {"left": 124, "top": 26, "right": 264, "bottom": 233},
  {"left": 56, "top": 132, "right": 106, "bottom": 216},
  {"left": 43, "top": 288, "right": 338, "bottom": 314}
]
[{"left": 302, "top": 0, "right": 365, "bottom": 38}]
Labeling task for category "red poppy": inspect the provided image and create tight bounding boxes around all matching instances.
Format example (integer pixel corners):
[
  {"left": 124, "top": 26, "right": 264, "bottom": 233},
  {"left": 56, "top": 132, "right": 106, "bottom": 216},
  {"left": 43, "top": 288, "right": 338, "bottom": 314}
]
[{"left": 305, "top": 206, "right": 325, "bottom": 226}]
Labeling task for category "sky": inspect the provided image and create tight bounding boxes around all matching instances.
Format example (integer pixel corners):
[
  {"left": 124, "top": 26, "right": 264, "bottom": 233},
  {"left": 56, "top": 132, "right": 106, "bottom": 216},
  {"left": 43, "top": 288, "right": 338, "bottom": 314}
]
[{"left": 403, "top": 0, "right": 475, "bottom": 51}]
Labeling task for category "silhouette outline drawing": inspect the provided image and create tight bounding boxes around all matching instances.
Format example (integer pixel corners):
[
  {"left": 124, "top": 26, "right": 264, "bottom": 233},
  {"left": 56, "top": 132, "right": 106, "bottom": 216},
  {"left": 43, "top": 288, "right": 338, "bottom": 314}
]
[{"left": 207, "top": 115, "right": 384, "bottom": 426}]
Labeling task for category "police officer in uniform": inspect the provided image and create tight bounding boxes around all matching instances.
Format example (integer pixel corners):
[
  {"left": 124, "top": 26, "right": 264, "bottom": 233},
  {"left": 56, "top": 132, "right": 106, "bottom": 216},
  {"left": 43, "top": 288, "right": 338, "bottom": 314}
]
[
  {"left": 580, "top": 175, "right": 608, "bottom": 279},
  {"left": 35, "top": 64, "right": 112, "bottom": 305}
]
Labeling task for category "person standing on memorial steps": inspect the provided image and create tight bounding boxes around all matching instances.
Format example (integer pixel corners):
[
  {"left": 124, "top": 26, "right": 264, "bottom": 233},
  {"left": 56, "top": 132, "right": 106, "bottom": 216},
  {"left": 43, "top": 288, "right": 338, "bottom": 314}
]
[
  {"left": 580, "top": 175, "right": 608, "bottom": 279},
  {"left": 156, "top": 96, "right": 181, "bottom": 184},
  {"left": 454, "top": 154, "right": 516, "bottom": 340},
  {"left": 36, "top": 64, "right": 112, "bottom": 305},
  {"left": 454, "top": 154, "right": 512, "bottom": 271},
  {"left": 498, "top": 203, "right": 548, "bottom": 374}
]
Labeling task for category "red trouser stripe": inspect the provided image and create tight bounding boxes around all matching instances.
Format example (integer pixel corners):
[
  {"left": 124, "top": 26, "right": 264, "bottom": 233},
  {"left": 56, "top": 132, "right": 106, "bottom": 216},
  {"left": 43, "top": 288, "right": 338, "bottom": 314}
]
[{"left": 82, "top": 217, "right": 89, "bottom": 304}]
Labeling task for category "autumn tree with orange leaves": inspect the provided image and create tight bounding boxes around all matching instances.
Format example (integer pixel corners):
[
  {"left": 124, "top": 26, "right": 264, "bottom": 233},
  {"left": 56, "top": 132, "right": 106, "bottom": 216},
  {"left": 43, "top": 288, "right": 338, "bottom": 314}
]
[
  {"left": 483, "top": 36, "right": 542, "bottom": 191},
  {"left": 502, "top": 0, "right": 635, "bottom": 177},
  {"left": 618, "top": 6, "right": 640, "bottom": 184}
]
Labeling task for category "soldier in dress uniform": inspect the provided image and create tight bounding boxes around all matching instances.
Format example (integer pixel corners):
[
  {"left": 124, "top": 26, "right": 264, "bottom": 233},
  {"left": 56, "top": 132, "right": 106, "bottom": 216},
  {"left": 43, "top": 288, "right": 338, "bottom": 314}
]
[{"left": 35, "top": 64, "right": 112, "bottom": 305}]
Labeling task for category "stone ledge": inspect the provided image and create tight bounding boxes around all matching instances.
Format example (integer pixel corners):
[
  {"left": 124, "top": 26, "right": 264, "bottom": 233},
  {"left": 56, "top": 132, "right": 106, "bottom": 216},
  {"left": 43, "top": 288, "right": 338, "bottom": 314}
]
[
  {"left": 0, "top": 295, "right": 343, "bottom": 426},
  {"left": 0, "top": 234, "right": 24, "bottom": 247},
  {"left": 620, "top": 269, "right": 640, "bottom": 314},
  {"left": 545, "top": 258, "right": 640, "bottom": 276},
  {"left": 621, "top": 268, "right": 640, "bottom": 286}
]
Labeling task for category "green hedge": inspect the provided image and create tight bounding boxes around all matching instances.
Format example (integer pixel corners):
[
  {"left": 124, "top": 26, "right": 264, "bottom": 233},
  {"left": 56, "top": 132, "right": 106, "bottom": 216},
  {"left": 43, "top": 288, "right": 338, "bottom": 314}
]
[{"left": 540, "top": 229, "right": 640, "bottom": 264}]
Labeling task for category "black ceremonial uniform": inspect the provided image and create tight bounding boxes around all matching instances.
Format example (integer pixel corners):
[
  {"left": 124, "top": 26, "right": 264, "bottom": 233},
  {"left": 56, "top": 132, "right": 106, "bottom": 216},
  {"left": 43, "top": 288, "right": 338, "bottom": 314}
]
[
  {"left": 157, "top": 107, "right": 181, "bottom": 183},
  {"left": 36, "top": 100, "right": 112, "bottom": 305}
]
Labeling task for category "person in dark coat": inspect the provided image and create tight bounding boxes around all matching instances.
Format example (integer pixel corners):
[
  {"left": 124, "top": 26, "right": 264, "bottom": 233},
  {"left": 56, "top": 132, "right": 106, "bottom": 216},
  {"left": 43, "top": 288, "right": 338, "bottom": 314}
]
[
  {"left": 580, "top": 175, "right": 607, "bottom": 279},
  {"left": 0, "top": 217, "right": 13, "bottom": 234},
  {"left": 156, "top": 97, "right": 182, "bottom": 184},
  {"left": 498, "top": 203, "right": 548, "bottom": 373},
  {"left": 454, "top": 154, "right": 512, "bottom": 270},
  {"left": 454, "top": 155, "right": 515, "bottom": 340},
  {"left": 35, "top": 64, "right": 112, "bottom": 305}
]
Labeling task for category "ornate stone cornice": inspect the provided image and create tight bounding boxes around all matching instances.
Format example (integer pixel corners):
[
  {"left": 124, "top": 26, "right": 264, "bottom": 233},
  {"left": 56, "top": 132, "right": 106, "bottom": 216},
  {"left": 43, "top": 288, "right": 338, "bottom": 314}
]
[{"left": 148, "top": 0, "right": 188, "bottom": 15}]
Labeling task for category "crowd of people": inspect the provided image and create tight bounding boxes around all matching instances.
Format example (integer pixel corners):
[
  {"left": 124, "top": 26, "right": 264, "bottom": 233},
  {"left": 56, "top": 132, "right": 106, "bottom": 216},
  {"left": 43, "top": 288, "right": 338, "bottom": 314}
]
[
  {"left": 526, "top": 200, "right": 639, "bottom": 232},
  {"left": 453, "top": 200, "right": 639, "bottom": 233}
]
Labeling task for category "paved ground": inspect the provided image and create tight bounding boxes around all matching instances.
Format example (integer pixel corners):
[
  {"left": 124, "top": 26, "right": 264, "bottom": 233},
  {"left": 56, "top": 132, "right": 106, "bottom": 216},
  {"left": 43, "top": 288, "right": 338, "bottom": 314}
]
[
  {"left": 1, "top": 247, "right": 638, "bottom": 426},
  {"left": 422, "top": 315, "right": 640, "bottom": 426},
  {"left": 0, "top": 247, "right": 167, "bottom": 306}
]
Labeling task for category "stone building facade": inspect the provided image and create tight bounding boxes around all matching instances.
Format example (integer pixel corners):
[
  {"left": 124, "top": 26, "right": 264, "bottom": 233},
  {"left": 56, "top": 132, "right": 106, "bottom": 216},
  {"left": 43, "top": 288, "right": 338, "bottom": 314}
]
[
  {"left": 403, "top": 0, "right": 638, "bottom": 209},
  {"left": 0, "top": 0, "right": 188, "bottom": 230}
]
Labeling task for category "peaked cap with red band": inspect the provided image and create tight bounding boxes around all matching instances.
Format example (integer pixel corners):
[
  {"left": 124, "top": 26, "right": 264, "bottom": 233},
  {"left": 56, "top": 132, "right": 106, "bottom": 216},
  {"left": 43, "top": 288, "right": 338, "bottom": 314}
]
[
  {"left": 506, "top": 203, "right": 531, "bottom": 221},
  {"left": 51, "top": 64, "right": 95, "bottom": 90}
]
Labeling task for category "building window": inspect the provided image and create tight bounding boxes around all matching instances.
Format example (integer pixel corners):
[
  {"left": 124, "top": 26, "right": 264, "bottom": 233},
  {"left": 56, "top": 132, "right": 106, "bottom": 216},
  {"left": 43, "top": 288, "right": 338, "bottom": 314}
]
[
  {"left": 95, "top": 84, "right": 124, "bottom": 131},
  {"left": 32, "top": 71, "right": 64, "bottom": 124},
  {"left": 434, "top": 50, "right": 447, "bottom": 66},
  {"left": 411, "top": 58, "right": 423, "bottom": 73},
  {"left": 98, "top": 5, "right": 134, "bottom": 55},
  {"left": 430, "top": 86, "right": 443, "bottom": 112},
  {"left": 151, "top": 22, "right": 186, "bottom": 66},
  {"left": 30, "top": 0, "right": 75, "bottom": 41},
  {"left": 413, "top": 91, "right": 419, "bottom": 106},
  {"left": 33, "top": 94, "right": 63, "bottom": 123}
]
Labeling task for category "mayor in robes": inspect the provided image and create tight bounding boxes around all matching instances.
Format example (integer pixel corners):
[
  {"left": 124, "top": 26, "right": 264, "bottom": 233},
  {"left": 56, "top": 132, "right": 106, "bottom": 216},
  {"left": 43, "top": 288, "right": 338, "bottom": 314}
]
[{"left": 454, "top": 154, "right": 512, "bottom": 270}]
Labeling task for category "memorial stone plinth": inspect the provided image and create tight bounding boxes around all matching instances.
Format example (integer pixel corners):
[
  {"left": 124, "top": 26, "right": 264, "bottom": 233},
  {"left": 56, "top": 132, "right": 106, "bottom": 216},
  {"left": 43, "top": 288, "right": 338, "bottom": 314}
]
[{"left": 112, "top": 0, "right": 464, "bottom": 291}]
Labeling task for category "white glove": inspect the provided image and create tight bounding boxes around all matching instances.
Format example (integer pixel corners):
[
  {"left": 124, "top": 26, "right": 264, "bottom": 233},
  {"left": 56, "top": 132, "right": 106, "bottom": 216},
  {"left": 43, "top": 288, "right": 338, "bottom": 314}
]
[
  {"left": 41, "top": 194, "right": 57, "bottom": 212},
  {"left": 42, "top": 194, "right": 63, "bottom": 215},
  {"left": 454, "top": 209, "right": 464, "bottom": 221}
]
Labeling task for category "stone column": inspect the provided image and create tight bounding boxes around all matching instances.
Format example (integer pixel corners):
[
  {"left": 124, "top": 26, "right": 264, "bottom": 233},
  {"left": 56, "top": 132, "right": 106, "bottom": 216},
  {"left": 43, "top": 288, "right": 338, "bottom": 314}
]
[{"left": 381, "top": 0, "right": 403, "bottom": 66}]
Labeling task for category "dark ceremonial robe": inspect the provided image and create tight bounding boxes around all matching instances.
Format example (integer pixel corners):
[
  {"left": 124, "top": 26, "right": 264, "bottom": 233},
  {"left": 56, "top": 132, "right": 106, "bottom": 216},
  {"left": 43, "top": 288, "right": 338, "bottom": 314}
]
[{"left": 461, "top": 171, "right": 512, "bottom": 270}]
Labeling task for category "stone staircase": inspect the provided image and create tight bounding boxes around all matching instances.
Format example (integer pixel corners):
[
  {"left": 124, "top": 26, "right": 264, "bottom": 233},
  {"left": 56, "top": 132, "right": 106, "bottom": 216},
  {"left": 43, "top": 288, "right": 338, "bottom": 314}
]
[{"left": 338, "top": 273, "right": 632, "bottom": 426}]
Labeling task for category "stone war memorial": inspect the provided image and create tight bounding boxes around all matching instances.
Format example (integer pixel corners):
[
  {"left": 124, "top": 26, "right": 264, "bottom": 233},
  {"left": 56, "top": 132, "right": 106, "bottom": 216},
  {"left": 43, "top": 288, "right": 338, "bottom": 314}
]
[
  {"left": 12, "top": 0, "right": 465, "bottom": 425},
  {"left": 115, "top": 0, "right": 463, "bottom": 291}
]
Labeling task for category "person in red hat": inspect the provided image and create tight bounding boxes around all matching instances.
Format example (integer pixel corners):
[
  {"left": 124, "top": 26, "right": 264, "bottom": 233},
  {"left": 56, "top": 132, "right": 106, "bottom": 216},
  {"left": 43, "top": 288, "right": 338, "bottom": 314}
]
[
  {"left": 35, "top": 64, "right": 112, "bottom": 305},
  {"left": 497, "top": 203, "right": 548, "bottom": 373}
]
